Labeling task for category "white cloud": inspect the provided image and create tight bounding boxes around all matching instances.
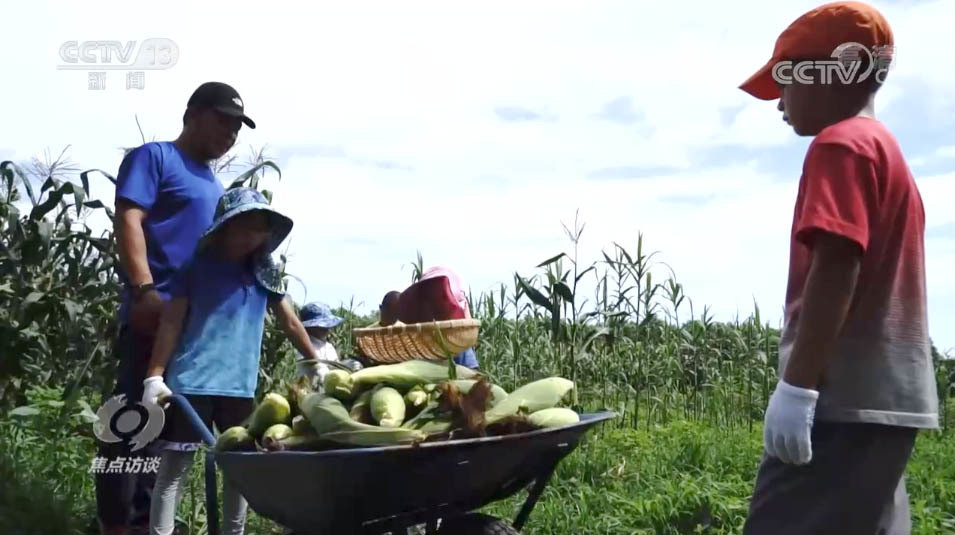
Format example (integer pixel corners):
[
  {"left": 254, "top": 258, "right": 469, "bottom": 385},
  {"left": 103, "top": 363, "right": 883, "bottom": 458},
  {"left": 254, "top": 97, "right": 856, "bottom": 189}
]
[{"left": 935, "top": 146, "right": 955, "bottom": 159}]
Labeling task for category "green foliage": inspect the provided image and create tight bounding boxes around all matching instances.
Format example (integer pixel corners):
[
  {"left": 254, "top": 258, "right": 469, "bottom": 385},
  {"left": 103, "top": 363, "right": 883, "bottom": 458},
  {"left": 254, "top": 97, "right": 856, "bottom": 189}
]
[
  {"left": 0, "top": 157, "right": 120, "bottom": 410},
  {"left": 481, "top": 423, "right": 955, "bottom": 535},
  {"left": 0, "top": 385, "right": 101, "bottom": 535}
]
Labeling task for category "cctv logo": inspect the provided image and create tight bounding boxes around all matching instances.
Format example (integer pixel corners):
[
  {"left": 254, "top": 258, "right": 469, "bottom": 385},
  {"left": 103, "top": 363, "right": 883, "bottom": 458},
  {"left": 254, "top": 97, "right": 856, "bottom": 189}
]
[
  {"left": 93, "top": 394, "right": 165, "bottom": 452},
  {"left": 57, "top": 38, "right": 180, "bottom": 70}
]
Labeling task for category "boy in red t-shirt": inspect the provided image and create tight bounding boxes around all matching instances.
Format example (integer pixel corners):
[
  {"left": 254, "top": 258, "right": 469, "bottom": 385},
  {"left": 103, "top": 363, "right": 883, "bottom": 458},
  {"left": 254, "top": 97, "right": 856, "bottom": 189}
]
[{"left": 738, "top": 2, "right": 939, "bottom": 534}]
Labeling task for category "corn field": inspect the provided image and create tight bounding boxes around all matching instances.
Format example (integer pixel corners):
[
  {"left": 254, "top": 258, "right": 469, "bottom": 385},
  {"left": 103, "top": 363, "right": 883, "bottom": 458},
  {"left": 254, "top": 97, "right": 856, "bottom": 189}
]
[
  {"left": 2, "top": 150, "right": 952, "bottom": 432},
  {"left": 2, "top": 148, "right": 955, "bottom": 534}
]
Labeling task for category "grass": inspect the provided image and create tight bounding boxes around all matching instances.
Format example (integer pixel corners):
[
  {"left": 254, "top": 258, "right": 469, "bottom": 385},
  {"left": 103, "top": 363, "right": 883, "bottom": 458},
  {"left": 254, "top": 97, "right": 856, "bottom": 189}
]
[
  {"left": 479, "top": 423, "right": 955, "bottom": 535},
  {"left": 4, "top": 387, "right": 954, "bottom": 535}
]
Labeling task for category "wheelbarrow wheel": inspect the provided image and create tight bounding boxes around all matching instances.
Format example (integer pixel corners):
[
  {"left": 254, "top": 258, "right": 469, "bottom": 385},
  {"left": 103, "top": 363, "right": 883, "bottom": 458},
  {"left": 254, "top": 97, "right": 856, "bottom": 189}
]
[{"left": 437, "top": 513, "right": 519, "bottom": 535}]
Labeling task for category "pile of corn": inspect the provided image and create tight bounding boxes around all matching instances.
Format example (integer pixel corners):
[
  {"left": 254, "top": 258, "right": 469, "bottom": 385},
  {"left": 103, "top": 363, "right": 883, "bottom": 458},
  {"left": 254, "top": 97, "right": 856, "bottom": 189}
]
[{"left": 215, "top": 360, "right": 579, "bottom": 452}]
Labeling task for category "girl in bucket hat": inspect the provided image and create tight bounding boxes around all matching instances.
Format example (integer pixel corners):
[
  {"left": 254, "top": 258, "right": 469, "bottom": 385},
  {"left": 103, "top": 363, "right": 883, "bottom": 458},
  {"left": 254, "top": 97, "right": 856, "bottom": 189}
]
[
  {"left": 140, "top": 187, "right": 322, "bottom": 535},
  {"left": 295, "top": 302, "right": 346, "bottom": 386}
]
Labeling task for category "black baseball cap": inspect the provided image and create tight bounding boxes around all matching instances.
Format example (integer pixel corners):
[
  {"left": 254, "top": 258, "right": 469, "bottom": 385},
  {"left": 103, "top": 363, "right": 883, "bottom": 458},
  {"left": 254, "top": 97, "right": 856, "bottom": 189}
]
[{"left": 186, "top": 81, "right": 256, "bottom": 129}]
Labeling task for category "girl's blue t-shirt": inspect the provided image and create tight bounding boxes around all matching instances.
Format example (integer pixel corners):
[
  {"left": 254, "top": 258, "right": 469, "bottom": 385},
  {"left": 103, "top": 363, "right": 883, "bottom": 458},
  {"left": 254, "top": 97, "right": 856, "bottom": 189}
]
[{"left": 164, "top": 251, "right": 275, "bottom": 398}]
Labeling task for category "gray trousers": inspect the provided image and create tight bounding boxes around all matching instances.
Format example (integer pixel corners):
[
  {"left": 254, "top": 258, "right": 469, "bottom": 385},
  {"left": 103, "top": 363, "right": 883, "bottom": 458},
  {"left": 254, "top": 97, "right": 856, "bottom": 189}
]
[{"left": 743, "top": 421, "right": 918, "bottom": 535}]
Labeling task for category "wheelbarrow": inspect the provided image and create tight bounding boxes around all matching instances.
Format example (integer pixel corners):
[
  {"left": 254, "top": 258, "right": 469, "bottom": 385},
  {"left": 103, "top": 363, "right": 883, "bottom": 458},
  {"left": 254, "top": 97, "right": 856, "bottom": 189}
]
[{"left": 163, "top": 391, "right": 613, "bottom": 535}]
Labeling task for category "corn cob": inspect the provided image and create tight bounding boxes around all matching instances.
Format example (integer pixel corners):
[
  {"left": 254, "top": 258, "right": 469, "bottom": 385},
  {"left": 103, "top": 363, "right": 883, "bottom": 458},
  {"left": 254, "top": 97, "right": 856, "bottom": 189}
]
[
  {"left": 262, "top": 423, "right": 293, "bottom": 442},
  {"left": 247, "top": 393, "right": 291, "bottom": 438},
  {"left": 371, "top": 387, "right": 406, "bottom": 427},
  {"left": 485, "top": 377, "right": 574, "bottom": 425},
  {"left": 300, "top": 392, "right": 427, "bottom": 445},
  {"left": 528, "top": 408, "right": 580, "bottom": 428},
  {"left": 350, "top": 360, "right": 478, "bottom": 391},
  {"left": 215, "top": 426, "right": 254, "bottom": 452},
  {"left": 323, "top": 369, "right": 356, "bottom": 401},
  {"left": 404, "top": 385, "right": 429, "bottom": 410}
]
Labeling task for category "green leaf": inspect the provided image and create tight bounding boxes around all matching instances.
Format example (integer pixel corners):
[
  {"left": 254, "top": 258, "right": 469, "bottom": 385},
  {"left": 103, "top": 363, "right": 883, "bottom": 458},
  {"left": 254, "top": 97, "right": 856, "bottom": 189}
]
[
  {"left": 62, "top": 299, "right": 82, "bottom": 323},
  {"left": 37, "top": 220, "right": 53, "bottom": 250},
  {"left": 229, "top": 161, "right": 282, "bottom": 190},
  {"left": 9, "top": 406, "right": 41, "bottom": 417},
  {"left": 41, "top": 176, "right": 59, "bottom": 193},
  {"left": 73, "top": 186, "right": 86, "bottom": 217},
  {"left": 80, "top": 168, "right": 116, "bottom": 186},
  {"left": 575, "top": 266, "right": 596, "bottom": 284},
  {"left": 29, "top": 188, "right": 65, "bottom": 221},
  {"left": 554, "top": 281, "right": 574, "bottom": 304},
  {"left": 76, "top": 400, "right": 99, "bottom": 424},
  {"left": 517, "top": 276, "right": 552, "bottom": 311},
  {"left": 536, "top": 253, "right": 566, "bottom": 269},
  {"left": 23, "top": 291, "right": 44, "bottom": 306}
]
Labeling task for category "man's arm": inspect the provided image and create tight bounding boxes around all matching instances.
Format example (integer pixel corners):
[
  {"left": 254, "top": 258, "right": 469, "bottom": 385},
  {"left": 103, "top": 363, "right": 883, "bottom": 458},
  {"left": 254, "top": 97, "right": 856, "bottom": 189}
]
[
  {"left": 146, "top": 297, "right": 189, "bottom": 378},
  {"left": 115, "top": 199, "right": 153, "bottom": 286},
  {"left": 270, "top": 297, "right": 319, "bottom": 360},
  {"left": 782, "top": 231, "right": 862, "bottom": 390}
]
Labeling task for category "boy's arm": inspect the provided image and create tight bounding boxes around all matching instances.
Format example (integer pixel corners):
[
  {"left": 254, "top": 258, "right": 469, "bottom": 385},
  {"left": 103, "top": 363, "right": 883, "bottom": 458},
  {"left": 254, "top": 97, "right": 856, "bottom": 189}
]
[
  {"left": 142, "top": 296, "right": 188, "bottom": 406},
  {"left": 270, "top": 296, "right": 319, "bottom": 360},
  {"left": 782, "top": 232, "right": 862, "bottom": 389},
  {"left": 147, "top": 297, "right": 189, "bottom": 378}
]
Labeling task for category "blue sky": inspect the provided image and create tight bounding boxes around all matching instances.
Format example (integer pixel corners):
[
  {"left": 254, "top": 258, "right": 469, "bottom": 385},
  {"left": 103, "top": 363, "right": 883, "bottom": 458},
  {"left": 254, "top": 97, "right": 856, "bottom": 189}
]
[{"left": 1, "top": 1, "right": 953, "bottom": 352}]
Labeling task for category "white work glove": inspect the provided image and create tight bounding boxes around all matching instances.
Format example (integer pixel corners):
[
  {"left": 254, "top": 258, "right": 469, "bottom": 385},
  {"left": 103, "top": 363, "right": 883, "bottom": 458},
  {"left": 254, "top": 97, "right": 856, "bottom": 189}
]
[
  {"left": 142, "top": 376, "right": 172, "bottom": 408},
  {"left": 763, "top": 379, "right": 819, "bottom": 465},
  {"left": 296, "top": 359, "right": 330, "bottom": 390}
]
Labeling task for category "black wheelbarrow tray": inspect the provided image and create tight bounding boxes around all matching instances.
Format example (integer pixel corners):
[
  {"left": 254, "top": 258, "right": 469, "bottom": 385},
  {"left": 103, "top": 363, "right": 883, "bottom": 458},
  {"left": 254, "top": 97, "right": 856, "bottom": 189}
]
[{"left": 164, "top": 394, "right": 614, "bottom": 535}]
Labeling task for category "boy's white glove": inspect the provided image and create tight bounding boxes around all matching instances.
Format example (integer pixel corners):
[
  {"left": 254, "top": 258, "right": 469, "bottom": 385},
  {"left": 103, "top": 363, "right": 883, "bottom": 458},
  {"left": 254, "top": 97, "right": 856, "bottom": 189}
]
[
  {"left": 142, "top": 376, "right": 172, "bottom": 408},
  {"left": 763, "top": 379, "right": 819, "bottom": 465}
]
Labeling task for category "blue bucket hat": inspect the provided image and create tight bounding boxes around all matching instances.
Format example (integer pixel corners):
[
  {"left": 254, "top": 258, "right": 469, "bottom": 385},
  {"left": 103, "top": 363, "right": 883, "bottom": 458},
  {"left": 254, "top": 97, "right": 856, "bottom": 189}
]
[
  {"left": 300, "top": 302, "right": 343, "bottom": 329},
  {"left": 198, "top": 187, "right": 293, "bottom": 253}
]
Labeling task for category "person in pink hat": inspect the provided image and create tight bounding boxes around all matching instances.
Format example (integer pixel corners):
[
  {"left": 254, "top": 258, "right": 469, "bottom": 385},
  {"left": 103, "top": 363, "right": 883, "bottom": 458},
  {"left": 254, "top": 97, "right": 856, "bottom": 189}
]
[
  {"left": 417, "top": 266, "right": 478, "bottom": 368},
  {"left": 377, "top": 266, "right": 480, "bottom": 369}
]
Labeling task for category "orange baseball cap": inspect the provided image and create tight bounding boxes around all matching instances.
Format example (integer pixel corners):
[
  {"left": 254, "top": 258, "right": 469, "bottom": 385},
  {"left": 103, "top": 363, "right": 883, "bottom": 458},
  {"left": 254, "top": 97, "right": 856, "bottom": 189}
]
[{"left": 740, "top": 1, "right": 894, "bottom": 100}]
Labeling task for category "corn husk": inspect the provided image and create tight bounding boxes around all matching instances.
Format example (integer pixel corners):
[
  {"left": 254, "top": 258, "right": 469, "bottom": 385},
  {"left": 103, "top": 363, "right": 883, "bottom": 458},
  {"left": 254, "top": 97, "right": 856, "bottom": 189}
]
[
  {"left": 485, "top": 377, "right": 574, "bottom": 425},
  {"left": 215, "top": 426, "right": 254, "bottom": 452},
  {"left": 247, "top": 393, "right": 291, "bottom": 437},
  {"left": 404, "top": 385, "right": 429, "bottom": 411},
  {"left": 528, "top": 408, "right": 580, "bottom": 428},
  {"left": 323, "top": 370, "right": 356, "bottom": 401},
  {"left": 300, "top": 393, "right": 426, "bottom": 445},
  {"left": 349, "top": 389, "right": 375, "bottom": 424},
  {"left": 350, "top": 360, "right": 478, "bottom": 391},
  {"left": 371, "top": 387, "right": 406, "bottom": 427},
  {"left": 401, "top": 403, "right": 454, "bottom": 434},
  {"left": 264, "top": 433, "right": 325, "bottom": 451},
  {"left": 291, "top": 415, "right": 312, "bottom": 435},
  {"left": 450, "top": 380, "right": 508, "bottom": 408},
  {"left": 320, "top": 427, "right": 427, "bottom": 447}
]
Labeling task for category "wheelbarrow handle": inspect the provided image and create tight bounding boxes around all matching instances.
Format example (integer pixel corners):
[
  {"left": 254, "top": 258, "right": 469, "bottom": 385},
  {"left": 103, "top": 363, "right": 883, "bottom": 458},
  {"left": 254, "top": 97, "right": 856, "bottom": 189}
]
[
  {"left": 299, "top": 358, "right": 355, "bottom": 372},
  {"left": 159, "top": 393, "right": 217, "bottom": 448}
]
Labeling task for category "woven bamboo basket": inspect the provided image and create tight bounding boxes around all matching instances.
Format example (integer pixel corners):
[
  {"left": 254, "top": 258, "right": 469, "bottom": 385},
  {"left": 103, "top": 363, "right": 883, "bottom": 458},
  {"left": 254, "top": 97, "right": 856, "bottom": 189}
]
[{"left": 352, "top": 319, "right": 481, "bottom": 364}]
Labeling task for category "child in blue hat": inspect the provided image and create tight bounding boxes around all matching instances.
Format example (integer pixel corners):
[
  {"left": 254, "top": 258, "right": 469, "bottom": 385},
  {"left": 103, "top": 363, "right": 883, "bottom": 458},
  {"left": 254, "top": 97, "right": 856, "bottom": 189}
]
[
  {"left": 140, "top": 187, "right": 321, "bottom": 535},
  {"left": 295, "top": 302, "right": 344, "bottom": 386}
]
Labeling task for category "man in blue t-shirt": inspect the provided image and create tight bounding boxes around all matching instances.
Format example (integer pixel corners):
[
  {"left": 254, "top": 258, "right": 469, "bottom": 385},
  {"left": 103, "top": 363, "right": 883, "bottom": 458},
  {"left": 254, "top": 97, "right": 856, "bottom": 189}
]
[{"left": 95, "top": 81, "right": 256, "bottom": 535}]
